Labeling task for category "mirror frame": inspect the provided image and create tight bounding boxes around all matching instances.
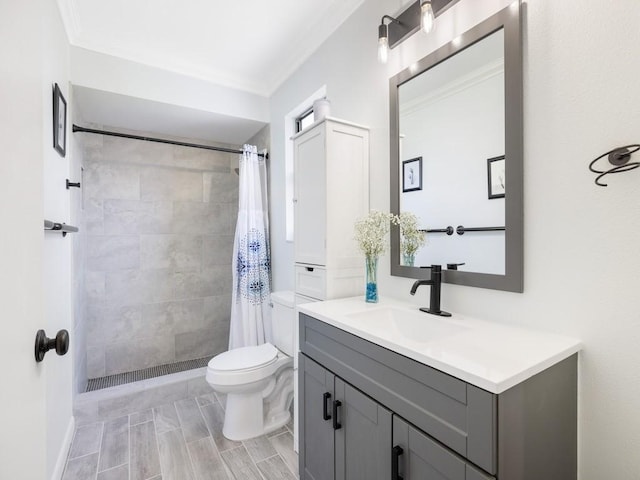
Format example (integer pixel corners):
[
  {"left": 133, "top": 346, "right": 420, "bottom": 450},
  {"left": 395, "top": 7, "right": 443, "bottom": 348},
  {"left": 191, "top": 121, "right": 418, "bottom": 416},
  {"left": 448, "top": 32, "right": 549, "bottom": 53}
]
[{"left": 390, "top": 2, "right": 523, "bottom": 292}]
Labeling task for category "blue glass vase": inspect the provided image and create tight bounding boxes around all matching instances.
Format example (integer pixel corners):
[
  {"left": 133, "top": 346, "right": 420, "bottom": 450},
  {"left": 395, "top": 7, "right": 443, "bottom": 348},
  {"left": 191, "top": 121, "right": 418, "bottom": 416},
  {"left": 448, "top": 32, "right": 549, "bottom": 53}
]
[{"left": 365, "top": 256, "right": 378, "bottom": 303}]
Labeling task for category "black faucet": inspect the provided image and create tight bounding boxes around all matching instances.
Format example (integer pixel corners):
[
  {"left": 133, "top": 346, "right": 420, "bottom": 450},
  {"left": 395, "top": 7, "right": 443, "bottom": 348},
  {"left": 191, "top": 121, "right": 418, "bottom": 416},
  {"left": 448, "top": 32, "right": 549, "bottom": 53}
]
[{"left": 410, "top": 265, "right": 451, "bottom": 317}]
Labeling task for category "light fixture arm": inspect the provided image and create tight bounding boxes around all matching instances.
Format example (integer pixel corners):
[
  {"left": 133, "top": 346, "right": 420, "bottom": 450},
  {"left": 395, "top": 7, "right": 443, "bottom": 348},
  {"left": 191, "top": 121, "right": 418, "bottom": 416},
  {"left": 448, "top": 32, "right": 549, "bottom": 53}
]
[{"left": 380, "top": 14, "right": 400, "bottom": 26}]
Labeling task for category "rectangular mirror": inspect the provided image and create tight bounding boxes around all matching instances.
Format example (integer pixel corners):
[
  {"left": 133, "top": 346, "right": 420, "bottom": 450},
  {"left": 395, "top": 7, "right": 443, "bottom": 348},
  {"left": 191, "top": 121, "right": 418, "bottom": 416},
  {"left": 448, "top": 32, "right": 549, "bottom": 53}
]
[{"left": 390, "top": 2, "right": 523, "bottom": 292}]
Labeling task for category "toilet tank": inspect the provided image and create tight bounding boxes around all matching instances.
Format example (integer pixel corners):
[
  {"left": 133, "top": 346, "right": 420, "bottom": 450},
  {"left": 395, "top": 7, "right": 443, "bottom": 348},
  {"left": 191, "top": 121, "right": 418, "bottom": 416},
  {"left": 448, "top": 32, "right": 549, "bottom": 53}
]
[{"left": 271, "top": 291, "right": 295, "bottom": 356}]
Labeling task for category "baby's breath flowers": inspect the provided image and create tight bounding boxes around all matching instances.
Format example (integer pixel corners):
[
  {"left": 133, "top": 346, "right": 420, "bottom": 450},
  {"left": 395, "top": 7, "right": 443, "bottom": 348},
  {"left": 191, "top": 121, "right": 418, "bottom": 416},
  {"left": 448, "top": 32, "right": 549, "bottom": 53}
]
[
  {"left": 394, "top": 211, "right": 427, "bottom": 259},
  {"left": 354, "top": 210, "right": 426, "bottom": 300},
  {"left": 354, "top": 210, "right": 395, "bottom": 257},
  {"left": 354, "top": 210, "right": 426, "bottom": 258}
]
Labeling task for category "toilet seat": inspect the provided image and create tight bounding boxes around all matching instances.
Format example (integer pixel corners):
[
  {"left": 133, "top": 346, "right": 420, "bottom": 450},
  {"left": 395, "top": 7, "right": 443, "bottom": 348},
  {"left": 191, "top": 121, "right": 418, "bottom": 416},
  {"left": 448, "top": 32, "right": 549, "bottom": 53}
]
[
  {"left": 207, "top": 343, "right": 289, "bottom": 387},
  {"left": 208, "top": 343, "right": 278, "bottom": 372}
]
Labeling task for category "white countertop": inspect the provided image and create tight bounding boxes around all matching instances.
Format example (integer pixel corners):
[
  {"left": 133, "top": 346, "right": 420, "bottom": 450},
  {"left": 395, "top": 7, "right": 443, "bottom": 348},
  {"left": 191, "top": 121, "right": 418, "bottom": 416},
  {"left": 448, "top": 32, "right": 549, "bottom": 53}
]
[{"left": 297, "top": 297, "right": 582, "bottom": 394}]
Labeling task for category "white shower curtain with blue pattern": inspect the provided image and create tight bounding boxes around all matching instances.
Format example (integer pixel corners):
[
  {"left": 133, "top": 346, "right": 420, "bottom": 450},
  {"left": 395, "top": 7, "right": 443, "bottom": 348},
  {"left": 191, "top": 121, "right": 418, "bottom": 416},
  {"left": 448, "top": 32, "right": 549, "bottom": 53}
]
[{"left": 228, "top": 145, "right": 272, "bottom": 350}]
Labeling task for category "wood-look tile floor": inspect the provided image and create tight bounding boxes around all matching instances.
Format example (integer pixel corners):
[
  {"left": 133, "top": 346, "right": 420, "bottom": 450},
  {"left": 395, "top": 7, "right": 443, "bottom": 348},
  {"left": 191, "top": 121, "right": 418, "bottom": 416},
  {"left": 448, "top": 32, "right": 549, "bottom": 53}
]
[{"left": 63, "top": 392, "right": 298, "bottom": 480}]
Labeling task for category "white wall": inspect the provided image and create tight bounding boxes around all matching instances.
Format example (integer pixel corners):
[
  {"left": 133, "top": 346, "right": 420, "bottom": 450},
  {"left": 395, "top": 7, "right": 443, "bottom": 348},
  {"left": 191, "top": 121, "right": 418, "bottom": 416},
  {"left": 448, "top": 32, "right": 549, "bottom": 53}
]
[
  {"left": 69, "top": 89, "right": 87, "bottom": 397},
  {"left": 42, "top": 1, "right": 75, "bottom": 477},
  {"left": 270, "top": 0, "right": 640, "bottom": 478},
  {"left": 71, "top": 46, "right": 270, "bottom": 124}
]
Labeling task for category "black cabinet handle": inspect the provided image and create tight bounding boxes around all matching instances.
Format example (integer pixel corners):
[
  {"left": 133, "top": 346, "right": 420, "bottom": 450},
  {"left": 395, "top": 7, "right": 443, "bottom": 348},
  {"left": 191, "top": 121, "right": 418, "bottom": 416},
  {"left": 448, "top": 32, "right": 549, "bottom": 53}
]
[
  {"left": 332, "top": 400, "right": 342, "bottom": 430},
  {"left": 392, "top": 445, "right": 404, "bottom": 480},
  {"left": 323, "top": 392, "right": 332, "bottom": 421}
]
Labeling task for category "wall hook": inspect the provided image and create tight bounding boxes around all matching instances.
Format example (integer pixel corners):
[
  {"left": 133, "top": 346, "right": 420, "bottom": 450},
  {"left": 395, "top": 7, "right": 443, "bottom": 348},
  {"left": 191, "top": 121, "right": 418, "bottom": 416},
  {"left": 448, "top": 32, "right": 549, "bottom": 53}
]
[{"left": 589, "top": 144, "right": 640, "bottom": 186}]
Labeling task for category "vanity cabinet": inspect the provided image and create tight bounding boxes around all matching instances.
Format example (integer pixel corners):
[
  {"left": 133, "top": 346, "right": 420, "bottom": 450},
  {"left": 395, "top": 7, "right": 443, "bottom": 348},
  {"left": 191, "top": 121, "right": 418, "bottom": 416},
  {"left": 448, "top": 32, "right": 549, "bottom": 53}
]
[
  {"left": 293, "top": 118, "right": 369, "bottom": 301},
  {"left": 300, "top": 355, "right": 391, "bottom": 480},
  {"left": 393, "top": 416, "right": 493, "bottom": 480},
  {"left": 299, "top": 313, "right": 578, "bottom": 480}
]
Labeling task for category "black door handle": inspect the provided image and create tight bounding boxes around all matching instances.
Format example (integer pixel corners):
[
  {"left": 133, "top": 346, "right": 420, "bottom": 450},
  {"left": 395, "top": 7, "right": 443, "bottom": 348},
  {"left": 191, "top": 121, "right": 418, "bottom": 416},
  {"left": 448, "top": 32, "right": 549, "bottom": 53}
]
[
  {"left": 35, "top": 329, "right": 69, "bottom": 362},
  {"left": 332, "top": 400, "right": 342, "bottom": 430},
  {"left": 392, "top": 445, "right": 404, "bottom": 480},
  {"left": 323, "top": 392, "right": 332, "bottom": 421}
]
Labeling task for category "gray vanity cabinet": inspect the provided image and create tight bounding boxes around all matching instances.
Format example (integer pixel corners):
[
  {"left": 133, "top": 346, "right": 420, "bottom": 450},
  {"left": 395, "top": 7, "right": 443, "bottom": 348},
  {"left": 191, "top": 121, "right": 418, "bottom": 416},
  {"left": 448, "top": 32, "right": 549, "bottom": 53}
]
[
  {"left": 300, "top": 355, "right": 392, "bottom": 480},
  {"left": 300, "top": 355, "right": 335, "bottom": 480},
  {"left": 393, "top": 416, "right": 494, "bottom": 480},
  {"left": 334, "top": 378, "right": 392, "bottom": 480},
  {"left": 299, "top": 313, "right": 578, "bottom": 480}
]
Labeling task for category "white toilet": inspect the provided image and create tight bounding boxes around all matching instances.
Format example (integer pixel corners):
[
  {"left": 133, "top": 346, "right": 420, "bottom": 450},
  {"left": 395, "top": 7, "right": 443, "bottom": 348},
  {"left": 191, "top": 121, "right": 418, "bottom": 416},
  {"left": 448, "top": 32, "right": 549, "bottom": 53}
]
[{"left": 206, "top": 291, "right": 295, "bottom": 441}]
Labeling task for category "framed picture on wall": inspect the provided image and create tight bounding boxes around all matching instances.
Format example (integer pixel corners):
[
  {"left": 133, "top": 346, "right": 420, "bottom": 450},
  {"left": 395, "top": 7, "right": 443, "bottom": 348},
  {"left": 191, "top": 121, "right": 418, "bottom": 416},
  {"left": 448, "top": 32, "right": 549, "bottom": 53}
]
[
  {"left": 487, "top": 155, "right": 505, "bottom": 199},
  {"left": 402, "top": 157, "right": 422, "bottom": 192},
  {"left": 53, "top": 83, "right": 67, "bottom": 157}
]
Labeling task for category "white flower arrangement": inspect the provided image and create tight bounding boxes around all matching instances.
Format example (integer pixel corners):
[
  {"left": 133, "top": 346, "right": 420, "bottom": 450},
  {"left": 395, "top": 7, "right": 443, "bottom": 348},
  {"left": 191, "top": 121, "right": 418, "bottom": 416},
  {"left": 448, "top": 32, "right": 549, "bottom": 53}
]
[
  {"left": 354, "top": 210, "right": 394, "bottom": 258},
  {"left": 394, "top": 211, "right": 427, "bottom": 257},
  {"left": 354, "top": 210, "right": 426, "bottom": 259}
]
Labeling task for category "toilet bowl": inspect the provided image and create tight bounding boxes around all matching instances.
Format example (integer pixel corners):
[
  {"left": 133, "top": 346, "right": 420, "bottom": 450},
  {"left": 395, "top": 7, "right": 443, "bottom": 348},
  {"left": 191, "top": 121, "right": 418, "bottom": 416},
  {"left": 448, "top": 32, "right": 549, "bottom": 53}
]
[{"left": 206, "top": 292, "right": 295, "bottom": 441}]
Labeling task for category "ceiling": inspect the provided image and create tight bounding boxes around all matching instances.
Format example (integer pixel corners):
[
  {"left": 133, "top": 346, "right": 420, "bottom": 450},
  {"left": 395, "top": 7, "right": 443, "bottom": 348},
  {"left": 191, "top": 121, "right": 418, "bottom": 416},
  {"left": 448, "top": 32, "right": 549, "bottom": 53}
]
[
  {"left": 59, "top": 0, "right": 366, "bottom": 144},
  {"left": 58, "top": 0, "right": 365, "bottom": 97}
]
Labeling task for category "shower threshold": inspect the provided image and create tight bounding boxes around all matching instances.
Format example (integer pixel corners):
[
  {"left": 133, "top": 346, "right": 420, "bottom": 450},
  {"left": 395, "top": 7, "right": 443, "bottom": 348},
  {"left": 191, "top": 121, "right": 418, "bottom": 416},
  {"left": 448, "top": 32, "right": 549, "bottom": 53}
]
[{"left": 85, "top": 356, "right": 211, "bottom": 392}]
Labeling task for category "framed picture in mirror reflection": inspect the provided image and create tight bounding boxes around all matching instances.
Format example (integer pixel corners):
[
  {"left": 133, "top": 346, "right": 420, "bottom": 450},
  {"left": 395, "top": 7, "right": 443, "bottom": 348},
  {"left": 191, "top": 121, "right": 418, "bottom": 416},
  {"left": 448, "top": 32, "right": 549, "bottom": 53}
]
[
  {"left": 402, "top": 157, "right": 422, "bottom": 192},
  {"left": 487, "top": 155, "right": 505, "bottom": 199}
]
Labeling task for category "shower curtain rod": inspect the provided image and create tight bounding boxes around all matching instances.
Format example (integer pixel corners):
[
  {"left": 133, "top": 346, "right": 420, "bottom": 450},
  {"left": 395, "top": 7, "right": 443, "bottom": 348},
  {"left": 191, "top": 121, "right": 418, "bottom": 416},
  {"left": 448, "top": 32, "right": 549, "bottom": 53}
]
[{"left": 72, "top": 125, "right": 268, "bottom": 159}]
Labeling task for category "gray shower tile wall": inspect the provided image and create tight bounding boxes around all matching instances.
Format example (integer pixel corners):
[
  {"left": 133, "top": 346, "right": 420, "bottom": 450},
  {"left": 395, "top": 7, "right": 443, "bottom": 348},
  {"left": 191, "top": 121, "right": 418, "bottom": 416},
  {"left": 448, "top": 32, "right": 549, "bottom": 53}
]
[
  {"left": 83, "top": 131, "right": 239, "bottom": 378},
  {"left": 103, "top": 199, "right": 173, "bottom": 234}
]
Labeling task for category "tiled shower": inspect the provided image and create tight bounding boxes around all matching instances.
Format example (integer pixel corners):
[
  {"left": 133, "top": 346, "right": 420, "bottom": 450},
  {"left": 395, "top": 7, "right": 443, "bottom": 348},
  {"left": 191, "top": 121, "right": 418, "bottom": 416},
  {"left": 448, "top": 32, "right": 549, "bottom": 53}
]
[{"left": 75, "top": 128, "right": 239, "bottom": 390}]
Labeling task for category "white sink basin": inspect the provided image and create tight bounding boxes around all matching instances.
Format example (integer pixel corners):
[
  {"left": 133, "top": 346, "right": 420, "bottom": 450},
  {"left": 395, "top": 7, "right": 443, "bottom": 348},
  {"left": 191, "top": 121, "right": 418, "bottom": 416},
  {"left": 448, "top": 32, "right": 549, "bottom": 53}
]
[
  {"left": 345, "top": 306, "right": 467, "bottom": 344},
  {"left": 298, "top": 297, "right": 583, "bottom": 393}
]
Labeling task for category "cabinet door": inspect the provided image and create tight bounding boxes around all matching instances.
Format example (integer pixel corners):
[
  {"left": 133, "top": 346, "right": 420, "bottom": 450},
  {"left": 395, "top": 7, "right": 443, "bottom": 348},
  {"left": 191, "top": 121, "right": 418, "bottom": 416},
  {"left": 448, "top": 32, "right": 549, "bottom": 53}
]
[
  {"left": 392, "top": 417, "right": 495, "bottom": 480},
  {"left": 294, "top": 125, "right": 326, "bottom": 266},
  {"left": 324, "top": 120, "right": 369, "bottom": 269},
  {"left": 299, "top": 355, "right": 335, "bottom": 480},
  {"left": 334, "top": 378, "right": 392, "bottom": 480}
]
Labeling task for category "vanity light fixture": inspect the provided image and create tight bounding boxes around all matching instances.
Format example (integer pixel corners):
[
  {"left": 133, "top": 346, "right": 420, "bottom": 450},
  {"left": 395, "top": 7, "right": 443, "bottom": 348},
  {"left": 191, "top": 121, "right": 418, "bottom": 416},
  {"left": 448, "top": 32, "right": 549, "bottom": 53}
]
[
  {"left": 377, "top": 0, "right": 459, "bottom": 63},
  {"left": 378, "top": 15, "right": 397, "bottom": 64}
]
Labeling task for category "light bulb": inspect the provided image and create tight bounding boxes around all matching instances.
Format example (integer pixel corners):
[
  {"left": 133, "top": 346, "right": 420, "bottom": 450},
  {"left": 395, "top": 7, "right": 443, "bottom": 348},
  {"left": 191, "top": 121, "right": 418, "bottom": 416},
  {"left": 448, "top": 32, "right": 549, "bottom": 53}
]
[
  {"left": 378, "top": 36, "right": 389, "bottom": 64},
  {"left": 378, "top": 23, "right": 389, "bottom": 64},
  {"left": 421, "top": 1, "right": 435, "bottom": 34}
]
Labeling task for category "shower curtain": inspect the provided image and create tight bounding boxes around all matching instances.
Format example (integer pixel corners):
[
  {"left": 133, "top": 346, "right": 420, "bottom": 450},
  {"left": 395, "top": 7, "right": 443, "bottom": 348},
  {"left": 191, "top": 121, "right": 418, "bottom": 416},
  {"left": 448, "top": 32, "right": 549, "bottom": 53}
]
[{"left": 228, "top": 144, "right": 272, "bottom": 350}]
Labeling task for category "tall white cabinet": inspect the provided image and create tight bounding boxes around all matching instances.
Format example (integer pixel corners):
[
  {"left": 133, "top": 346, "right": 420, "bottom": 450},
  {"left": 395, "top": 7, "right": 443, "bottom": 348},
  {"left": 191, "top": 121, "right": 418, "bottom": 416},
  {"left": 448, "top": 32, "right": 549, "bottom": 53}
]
[
  {"left": 293, "top": 118, "right": 370, "bottom": 301},
  {"left": 291, "top": 117, "right": 369, "bottom": 453}
]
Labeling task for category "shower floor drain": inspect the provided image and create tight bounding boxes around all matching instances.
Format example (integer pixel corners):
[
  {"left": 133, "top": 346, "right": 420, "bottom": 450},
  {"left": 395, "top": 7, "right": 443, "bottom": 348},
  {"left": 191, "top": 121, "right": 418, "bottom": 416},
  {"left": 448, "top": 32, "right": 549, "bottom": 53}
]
[{"left": 85, "top": 356, "right": 211, "bottom": 392}]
